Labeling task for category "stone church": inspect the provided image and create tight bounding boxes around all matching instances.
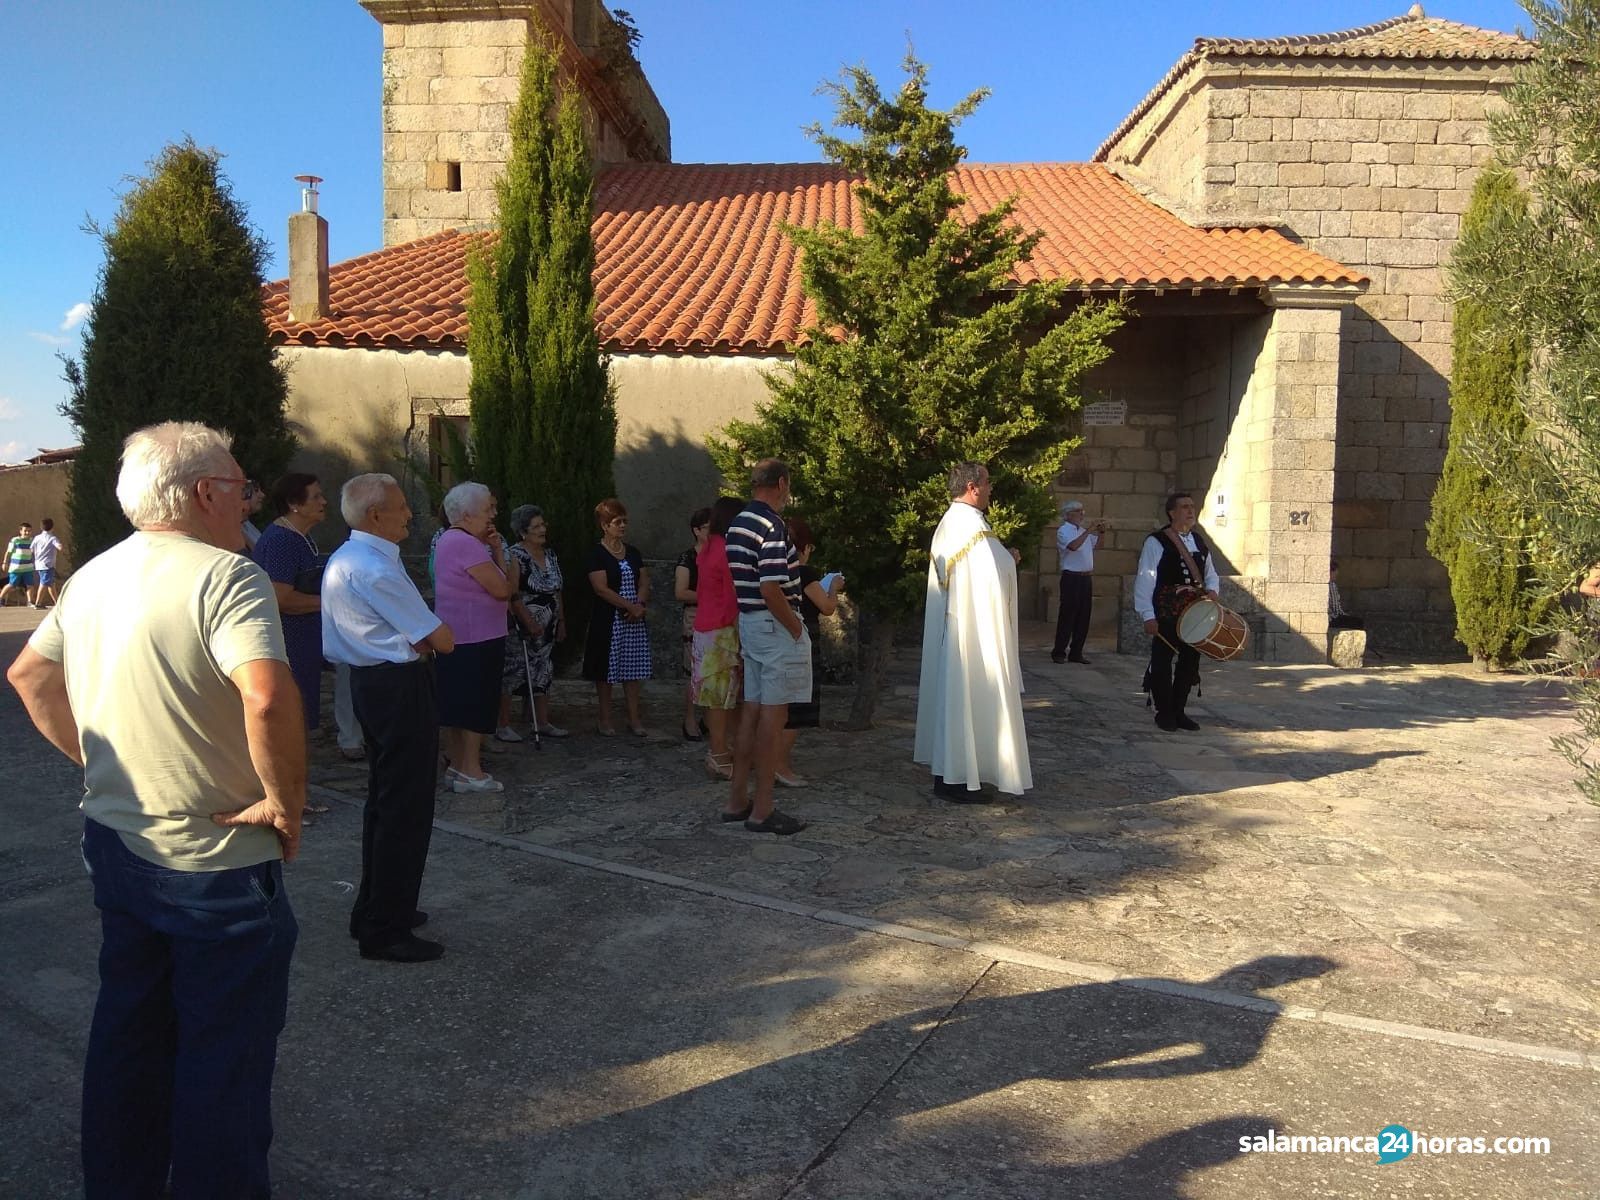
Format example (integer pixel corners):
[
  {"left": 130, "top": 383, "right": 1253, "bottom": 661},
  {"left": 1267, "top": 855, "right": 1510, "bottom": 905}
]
[{"left": 259, "top": 0, "right": 1533, "bottom": 663}]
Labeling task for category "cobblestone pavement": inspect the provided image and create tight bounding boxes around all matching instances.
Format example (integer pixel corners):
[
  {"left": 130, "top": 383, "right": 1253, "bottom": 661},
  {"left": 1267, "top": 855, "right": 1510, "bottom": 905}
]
[
  {"left": 6, "top": 607, "right": 1599, "bottom": 1197},
  {"left": 307, "top": 620, "right": 1600, "bottom": 1053}
]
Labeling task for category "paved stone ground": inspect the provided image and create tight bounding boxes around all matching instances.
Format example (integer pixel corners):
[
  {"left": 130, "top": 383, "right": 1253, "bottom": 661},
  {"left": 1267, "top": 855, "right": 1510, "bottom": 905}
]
[
  {"left": 4, "top": 609, "right": 1598, "bottom": 1197},
  {"left": 340, "top": 620, "right": 1600, "bottom": 1052}
]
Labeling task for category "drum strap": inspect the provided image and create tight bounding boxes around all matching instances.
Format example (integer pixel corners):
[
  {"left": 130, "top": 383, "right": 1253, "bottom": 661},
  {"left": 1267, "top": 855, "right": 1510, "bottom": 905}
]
[{"left": 1163, "top": 528, "right": 1206, "bottom": 591}]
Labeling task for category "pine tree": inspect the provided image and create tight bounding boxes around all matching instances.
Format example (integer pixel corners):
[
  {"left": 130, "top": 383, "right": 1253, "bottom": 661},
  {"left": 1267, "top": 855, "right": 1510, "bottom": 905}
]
[
  {"left": 63, "top": 140, "right": 294, "bottom": 559},
  {"left": 1449, "top": 0, "right": 1600, "bottom": 799},
  {"left": 1429, "top": 167, "right": 1540, "bottom": 667},
  {"left": 468, "top": 32, "right": 616, "bottom": 644},
  {"left": 710, "top": 53, "right": 1122, "bottom": 726}
]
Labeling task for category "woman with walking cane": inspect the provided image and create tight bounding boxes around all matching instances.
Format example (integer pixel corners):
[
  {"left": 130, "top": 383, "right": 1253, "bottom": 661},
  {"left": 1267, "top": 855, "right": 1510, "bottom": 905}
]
[{"left": 498, "top": 504, "right": 568, "bottom": 742}]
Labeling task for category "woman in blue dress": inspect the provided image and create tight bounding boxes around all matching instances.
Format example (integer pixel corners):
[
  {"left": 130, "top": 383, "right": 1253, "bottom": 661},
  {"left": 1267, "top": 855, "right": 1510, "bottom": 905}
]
[
  {"left": 253, "top": 472, "right": 328, "bottom": 732},
  {"left": 582, "top": 498, "right": 652, "bottom": 735}
]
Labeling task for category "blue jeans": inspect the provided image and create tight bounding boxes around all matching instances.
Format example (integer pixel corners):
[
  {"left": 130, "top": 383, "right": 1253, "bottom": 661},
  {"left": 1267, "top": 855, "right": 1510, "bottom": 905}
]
[{"left": 79, "top": 819, "right": 297, "bottom": 1199}]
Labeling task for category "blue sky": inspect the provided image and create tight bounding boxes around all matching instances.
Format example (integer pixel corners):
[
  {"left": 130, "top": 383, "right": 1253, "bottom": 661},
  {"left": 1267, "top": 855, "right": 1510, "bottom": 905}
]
[{"left": 0, "top": 0, "right": 1528, "bottom": 463}]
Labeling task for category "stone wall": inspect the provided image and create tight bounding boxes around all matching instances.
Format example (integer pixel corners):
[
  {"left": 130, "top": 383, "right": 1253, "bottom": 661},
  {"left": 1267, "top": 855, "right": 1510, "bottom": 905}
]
[
  {"left": 274, "top": 345, "right": 773, "bottom": 563},
  {"left": 1105, "top": 70, "right": 1211, "bottom": 212},
  {"left": 369, "top": 0, "right": 670, "bottom": 246},
  {"left": 610, "top": 353, "right": 772, "bottom": 556},
  {"left": 1102, "top": 59, "right": 1517, "bottom": 651},
  {"left": 1039, "top": 317, "right": 1186, "bottom": 643}
]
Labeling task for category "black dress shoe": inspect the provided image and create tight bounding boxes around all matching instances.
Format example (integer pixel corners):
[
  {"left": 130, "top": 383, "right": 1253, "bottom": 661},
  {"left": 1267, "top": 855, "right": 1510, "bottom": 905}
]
[
  {"left": 1155, "top": 712, "right": 1179, "bottom": 732},
  {"left": 1049, "top": 653, "right": 1066, "bottom": 664},
  {"left": 933, "top": 776, "right": 995, "bottom": 804},
  {"left": 1175, "top": 715, "right": 1200, "bottom": 731},
  {"left": 360, "top": 934, "right": 446, "bottom": 963},
  {"left": 1067, "top": 655, "right": 1090, "bottom": 665},
  {"left": 349, "top": 910, "right": 429, "bottom": 940}
]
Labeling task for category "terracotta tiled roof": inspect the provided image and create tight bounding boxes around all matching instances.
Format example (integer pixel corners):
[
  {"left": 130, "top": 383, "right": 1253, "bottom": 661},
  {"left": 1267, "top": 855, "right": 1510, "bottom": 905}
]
[
  {"left": 264, "top": 162, "right": 1363, "bottom": 355},
  {"left": 1097, "top": 9, "right": 1534, "bottom": 161}
]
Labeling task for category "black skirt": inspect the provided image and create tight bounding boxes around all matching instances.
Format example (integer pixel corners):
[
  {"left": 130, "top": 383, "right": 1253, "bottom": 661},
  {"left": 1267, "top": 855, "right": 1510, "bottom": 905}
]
[
  {"left": 435, "top": 636, "right": 505, "bottom": 734},
  {"left": 785, "top": 629, "right": 822, "bottom": 730}
]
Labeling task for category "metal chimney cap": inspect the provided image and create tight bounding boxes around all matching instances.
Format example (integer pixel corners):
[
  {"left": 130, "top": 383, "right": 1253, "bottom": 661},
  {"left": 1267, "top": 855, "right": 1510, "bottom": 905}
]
[{"left": 295, "top": 175, "right": 324, "bottom": 214}]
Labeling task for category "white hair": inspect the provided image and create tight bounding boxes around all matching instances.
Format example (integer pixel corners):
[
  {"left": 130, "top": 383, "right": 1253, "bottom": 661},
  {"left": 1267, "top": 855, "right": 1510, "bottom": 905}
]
[
  {"left": 341, "top": 473, "right": 399, "bottom": 527},
  {"left": 442, "top": 481, "right": 493, "bottom": 525},
  {"left": 116, "top": 421, "right": 236, "bottom": 529}
]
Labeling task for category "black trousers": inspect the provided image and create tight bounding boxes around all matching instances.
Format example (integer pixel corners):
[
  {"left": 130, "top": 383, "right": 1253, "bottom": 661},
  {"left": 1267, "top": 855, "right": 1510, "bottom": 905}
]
[
  {"left": 1052, "top": 572, "right": 1093, "bottom": 658},
  {"left": 348, "top": 659, "right": 440, "bottom": 947},
  {"left": 1147, "top": 619, "right": 1200, "bottom": 715}
]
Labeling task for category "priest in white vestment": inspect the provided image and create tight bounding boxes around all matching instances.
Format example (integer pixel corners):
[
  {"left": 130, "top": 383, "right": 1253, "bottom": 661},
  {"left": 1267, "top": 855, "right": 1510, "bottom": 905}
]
[{"left": 913, "top": 462, "right": 1033, "bottom": 799}]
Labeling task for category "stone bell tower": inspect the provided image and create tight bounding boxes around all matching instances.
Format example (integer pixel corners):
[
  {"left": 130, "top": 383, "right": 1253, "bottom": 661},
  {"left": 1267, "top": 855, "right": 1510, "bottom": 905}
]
[{"left": 360, "top": 0, "right": 671, "bottom": 246}]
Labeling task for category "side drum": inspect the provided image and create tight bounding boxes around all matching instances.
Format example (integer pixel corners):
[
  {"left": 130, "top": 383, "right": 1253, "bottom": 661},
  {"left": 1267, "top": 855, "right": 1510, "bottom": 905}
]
[{"left": 1176, "top": 597, "right": 1249, "bottom": 661}]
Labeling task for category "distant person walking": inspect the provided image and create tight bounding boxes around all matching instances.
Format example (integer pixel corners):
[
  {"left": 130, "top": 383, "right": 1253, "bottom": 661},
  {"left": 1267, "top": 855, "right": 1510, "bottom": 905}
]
[
  {"left": 29, "top": 517, "right": 63, "bottom": 607},
  {"left": 2, "top": 520, "right": 34, "bottom": 606},
  {"left": 8, "top": 421, "right": 305, "bottom": 1198}
]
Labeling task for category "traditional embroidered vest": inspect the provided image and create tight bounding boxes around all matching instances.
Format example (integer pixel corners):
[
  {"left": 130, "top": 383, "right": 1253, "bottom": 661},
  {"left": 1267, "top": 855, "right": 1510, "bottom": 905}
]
[{"left": 1149, "top": 527, "right": 1210, "bottom": 621}]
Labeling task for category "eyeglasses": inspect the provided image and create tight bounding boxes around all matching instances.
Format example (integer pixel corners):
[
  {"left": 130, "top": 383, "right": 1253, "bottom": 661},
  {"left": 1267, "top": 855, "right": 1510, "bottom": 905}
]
[{"left": 201, "top": 476, "right": 248, "bottom": 491}]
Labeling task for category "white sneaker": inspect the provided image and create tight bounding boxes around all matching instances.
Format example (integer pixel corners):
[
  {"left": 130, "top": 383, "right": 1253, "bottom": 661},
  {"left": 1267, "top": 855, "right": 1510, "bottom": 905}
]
[
  {"left": 493, "top": 725, "right": 524, "bottom": 743},
  {"left": 450, "top": 772, "right": 503, "bottom": 793},
  {"left": 536, "top": 723, "right": 569, "bottom": 738}
]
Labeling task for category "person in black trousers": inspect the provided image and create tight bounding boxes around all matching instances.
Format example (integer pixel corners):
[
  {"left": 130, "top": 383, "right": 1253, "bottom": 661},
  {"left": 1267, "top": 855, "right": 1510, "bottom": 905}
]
[
  {"left": 323, "top": 474, "right": 457, "bottom": 963},
  {"left": 1050, "top": 500, "right": 1107, "bottom": 664},
  {"left": 1133, "top": 493, "right": 1219, "bottom": 732}
]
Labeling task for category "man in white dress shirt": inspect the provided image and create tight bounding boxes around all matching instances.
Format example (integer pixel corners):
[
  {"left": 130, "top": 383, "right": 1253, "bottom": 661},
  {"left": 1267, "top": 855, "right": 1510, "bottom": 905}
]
[
  {"left": 1049, "top": 500, "right": 1107, "bottom": 665},
  {"left": 1132, "top": 492, "right": 1219, "bottom": 732},
  {"left": 323, "top": 474, "right": 455, "bottom": 963}
]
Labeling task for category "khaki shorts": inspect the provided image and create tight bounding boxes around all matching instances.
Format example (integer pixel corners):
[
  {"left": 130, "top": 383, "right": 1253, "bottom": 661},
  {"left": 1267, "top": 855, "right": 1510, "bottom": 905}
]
[{"left": 737, "top": 612, "right": 812, "bottom": 706}]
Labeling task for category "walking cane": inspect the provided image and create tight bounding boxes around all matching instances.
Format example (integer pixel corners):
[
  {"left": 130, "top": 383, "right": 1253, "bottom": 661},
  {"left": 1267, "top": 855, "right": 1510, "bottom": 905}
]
[{"left": 520, "top": 629, "right": 542, "bottom": 751}]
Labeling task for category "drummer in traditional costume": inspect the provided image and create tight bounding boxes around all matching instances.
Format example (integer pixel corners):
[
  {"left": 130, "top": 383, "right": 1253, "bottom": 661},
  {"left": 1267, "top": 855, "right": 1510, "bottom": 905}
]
[
  {"left": 1133, "top": 492, "right": 1220, "bottom": 732},
  {"left": 914, "top": 462, "right": 1032, "bottom": 801}
]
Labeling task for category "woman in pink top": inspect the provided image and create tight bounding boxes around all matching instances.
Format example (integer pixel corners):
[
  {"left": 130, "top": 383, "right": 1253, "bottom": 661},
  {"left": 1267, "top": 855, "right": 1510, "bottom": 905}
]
[
  {"left": 692, "top": 496, "right": 745, "bottom": 780},
  {"left": 433, "top": 482, "right": 518, "bottom": 792}
]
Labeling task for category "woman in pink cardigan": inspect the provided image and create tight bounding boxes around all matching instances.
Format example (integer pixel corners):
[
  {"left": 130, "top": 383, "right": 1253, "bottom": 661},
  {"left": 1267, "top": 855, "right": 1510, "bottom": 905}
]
[{"left": 692, "top": 496, "right": 745, "bottom": 780}]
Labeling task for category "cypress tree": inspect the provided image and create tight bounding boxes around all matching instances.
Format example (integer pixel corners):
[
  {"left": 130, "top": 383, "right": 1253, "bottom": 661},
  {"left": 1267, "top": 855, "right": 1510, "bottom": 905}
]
[
  {"left": 63, "top": 140, "right": 294, "bottom": 559},
  {"left": 1428, "top": 167, "right": 1538, "bottom": 668},
  {"left": 710, "top": 53, "right": 1123, "bottom": 726},
  {"left": 468, "top": 32, "right": 616, "bottom": 644},
  {"left": 1449, "top": 0, "right": 1600, "bottom": 799}
]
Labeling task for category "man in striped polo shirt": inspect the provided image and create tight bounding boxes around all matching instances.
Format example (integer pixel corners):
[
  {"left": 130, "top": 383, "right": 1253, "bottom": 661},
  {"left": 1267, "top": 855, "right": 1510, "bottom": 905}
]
[{"left": 722, "top": 458, "right": 809, "bottom": 836}]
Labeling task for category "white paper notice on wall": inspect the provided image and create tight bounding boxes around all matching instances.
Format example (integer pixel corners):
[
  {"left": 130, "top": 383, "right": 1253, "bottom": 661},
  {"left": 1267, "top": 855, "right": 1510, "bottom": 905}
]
[{"left": 1081, "top": 400, "right": 1128, "bottom": 427}]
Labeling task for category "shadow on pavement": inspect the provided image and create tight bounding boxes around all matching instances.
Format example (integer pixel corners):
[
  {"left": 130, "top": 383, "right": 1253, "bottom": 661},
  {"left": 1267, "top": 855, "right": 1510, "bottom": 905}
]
[{"left": 523, "top": 955, "right": 1334, "bottom": 1198}]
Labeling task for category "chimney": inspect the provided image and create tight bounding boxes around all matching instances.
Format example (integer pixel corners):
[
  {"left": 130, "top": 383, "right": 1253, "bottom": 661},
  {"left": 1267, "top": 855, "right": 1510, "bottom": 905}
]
[{"left": 288, "top": 175, "right": 329, "bottom": 323}]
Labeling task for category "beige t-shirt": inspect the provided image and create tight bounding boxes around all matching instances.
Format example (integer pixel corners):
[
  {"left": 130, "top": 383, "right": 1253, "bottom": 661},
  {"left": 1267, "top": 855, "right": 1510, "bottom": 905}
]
[{"left": 29, "top": 530, "right": 289, "bottom": 870}]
